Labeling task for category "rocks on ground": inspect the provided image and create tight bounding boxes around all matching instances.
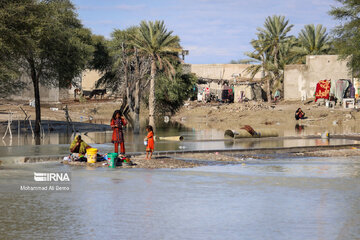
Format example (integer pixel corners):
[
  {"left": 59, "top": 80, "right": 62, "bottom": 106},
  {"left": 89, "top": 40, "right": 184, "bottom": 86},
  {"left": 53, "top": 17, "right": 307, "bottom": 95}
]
[{"left": 294, "top": 148, "right": 360, "bottom": 157}]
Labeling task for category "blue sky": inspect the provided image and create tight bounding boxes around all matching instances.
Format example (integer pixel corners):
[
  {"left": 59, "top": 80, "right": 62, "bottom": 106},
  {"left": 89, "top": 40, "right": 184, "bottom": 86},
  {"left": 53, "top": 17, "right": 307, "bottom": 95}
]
[{"left": 72, "top": 0, "right": 340, "bottom": 64}]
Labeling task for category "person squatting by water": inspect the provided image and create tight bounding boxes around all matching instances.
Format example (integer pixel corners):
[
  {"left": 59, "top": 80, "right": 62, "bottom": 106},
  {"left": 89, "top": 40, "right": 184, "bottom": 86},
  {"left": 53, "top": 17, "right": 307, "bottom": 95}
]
[
  {"left": 295, "top": 108, "right": 306, "bottom": 120},
  {"left": 111, "top": 110, "right": 127, "bottom": 154},
  {"left": 144, "top": 125, "right": 154, "bottom": 160},
  {"left": 70, "top": 135, "right": 91, "bottom": 156}
]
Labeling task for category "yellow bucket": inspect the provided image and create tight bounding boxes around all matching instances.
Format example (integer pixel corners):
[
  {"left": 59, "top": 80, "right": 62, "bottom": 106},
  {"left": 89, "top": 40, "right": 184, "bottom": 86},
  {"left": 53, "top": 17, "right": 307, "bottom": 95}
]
[{"left": 86, "top": 148, "right": 98, "bottom": 163}]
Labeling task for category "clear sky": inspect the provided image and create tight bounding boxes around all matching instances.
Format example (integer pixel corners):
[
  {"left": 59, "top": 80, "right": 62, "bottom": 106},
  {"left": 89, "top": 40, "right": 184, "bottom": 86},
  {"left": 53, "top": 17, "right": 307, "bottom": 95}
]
[{"left": 72, "top": 0, "right": 339, "bottom": 64}]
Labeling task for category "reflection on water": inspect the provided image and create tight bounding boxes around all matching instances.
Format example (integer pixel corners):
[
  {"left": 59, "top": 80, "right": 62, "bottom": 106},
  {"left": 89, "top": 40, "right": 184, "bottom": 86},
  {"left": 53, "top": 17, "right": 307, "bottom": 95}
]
[
  {"left": 1, "top": 133, "right": 359, "bottom": 159},
  {"left": 0, "top": 136, "right": 358, "bottom": 158},
  {"left": 295, "top": 124, "right": 305, "bottom": 135},
  {"left": 1, "top": 120, "right": 360, "bottom": 158},
  {"left": 0, "top": 156, "right": 360, "bottom": 240},
  {"left": 0, "top": 121, "right": 220, "bottom": 147},
  {"left": 3, "top": 119, "right": 360, "bottom": 148}
]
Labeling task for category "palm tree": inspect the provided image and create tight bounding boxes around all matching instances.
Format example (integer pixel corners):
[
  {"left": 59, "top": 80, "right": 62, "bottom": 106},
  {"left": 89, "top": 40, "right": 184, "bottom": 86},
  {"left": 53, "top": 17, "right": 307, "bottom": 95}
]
[
  {"left": 292, "top": 24, "right": 332, "bottom": 63},
  {"left": 110, "top": 27, "right": 144, "bottom": 132},
  {"left": 257, "top": 15, "right": 294, "bottom": 69},
  {"left": 245, "top": 15, "right": 294, "bottom": 101},
  {"left": 132, "top": 20, "right": 180, "bottom": 127}
]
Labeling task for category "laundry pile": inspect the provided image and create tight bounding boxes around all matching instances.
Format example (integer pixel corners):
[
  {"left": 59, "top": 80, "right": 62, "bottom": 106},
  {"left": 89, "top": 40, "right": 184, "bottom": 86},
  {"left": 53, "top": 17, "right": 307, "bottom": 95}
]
[{"left": 315, "top": 79, "right": 355, "bottom": 103}]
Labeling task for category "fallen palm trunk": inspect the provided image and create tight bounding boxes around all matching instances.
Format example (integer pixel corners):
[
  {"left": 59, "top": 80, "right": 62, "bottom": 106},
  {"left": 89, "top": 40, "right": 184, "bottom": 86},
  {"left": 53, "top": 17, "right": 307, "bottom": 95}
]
[
  {"left": 225, "top": 129, "right": 278, "bottom": 138},
  {"left": 157, "top": 136, "right": 184, "bottom": 141}
]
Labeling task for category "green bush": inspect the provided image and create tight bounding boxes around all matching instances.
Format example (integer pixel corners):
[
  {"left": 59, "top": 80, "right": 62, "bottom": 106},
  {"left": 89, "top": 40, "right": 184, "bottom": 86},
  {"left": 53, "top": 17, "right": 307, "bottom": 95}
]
[{"left": 155, "top": 71, "right": 197, "bottom": 115}]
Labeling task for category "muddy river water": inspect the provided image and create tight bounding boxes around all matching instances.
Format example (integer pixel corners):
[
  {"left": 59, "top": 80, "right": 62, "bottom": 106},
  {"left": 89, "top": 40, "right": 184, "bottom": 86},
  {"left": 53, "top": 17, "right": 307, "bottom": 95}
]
[
  {"left": 1, "top": 155, "right": 360, "bottom": 240},
  {"left": 1, "top": 123, "right": 360, "bottom": 239},
  {"left": 1, "top": 122, "right": 359, "bottom": 157}
]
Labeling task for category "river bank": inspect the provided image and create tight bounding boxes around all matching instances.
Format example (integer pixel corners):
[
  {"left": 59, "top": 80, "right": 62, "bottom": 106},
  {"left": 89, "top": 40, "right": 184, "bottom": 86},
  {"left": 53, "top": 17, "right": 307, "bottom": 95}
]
[
  {"left": 172, "top": 100, "right": 360, "bottom": 136},
  {"left": 2, "top": 144, "right": 360, "bottom": 169},
  {"left": 2, "top": 98, "right": 360, "bottom": 164},
  {"left": 0, "top": 99, "right": 147, "bottom": 133},
  {"left": 2, "top": 98, "right": 360, "bottom": 136},
  {"left": 62, "top": 155, "right": 201, "bottom": 169}
]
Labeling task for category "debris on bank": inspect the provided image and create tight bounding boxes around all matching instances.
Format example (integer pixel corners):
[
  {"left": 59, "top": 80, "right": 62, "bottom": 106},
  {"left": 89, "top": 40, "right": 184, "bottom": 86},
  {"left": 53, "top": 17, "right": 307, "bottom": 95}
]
[
  {"left": 294, "top": 148, "right": 360, "bottom": 157},
  {"left": 177, "top": 152, "right": 269, "bottom": 162},
  {"left": 224, "top": 129, "right": 279, "bottom": 138},
  {"left": 62, "top": 155, "right": 201, "bottom": 169}
]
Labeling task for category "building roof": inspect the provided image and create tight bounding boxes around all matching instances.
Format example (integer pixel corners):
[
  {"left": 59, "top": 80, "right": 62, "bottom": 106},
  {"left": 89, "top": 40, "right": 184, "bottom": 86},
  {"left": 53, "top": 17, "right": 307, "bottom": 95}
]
[{"left": 198, "top": 77, "right": 263, "bottom": 85}]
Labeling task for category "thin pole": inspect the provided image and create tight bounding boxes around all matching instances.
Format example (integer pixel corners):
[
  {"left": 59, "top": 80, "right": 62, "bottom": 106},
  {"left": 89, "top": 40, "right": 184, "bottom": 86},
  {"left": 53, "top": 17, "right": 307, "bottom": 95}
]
[
  {"left": 18, "top": 118, "right": 20, "bottom": 136},
  {"left": 29, "top": 119, "right": 34, "bottom": 139}
]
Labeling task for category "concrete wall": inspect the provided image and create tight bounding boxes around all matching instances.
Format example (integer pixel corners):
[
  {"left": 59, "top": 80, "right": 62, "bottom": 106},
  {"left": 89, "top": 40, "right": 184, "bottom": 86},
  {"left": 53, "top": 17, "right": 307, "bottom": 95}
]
[
  {"left": 7, "top": 70, "right": 105, "bottom": 103},
  {"left": 233, "top": 85, "right": 254, "bottom": 102},
  {"left": 209, "top": 82, "right": 223, "bottom": 91},
  {"left": 190, "top": 64, "right": 263, "bottom": 80},
  {"left": 7, "top": 73, "right": 83, "bottom": 103},
  {"left": 8, "top": 73, "right": 60, "bottom": 103},
  {"left": 81, "top": 70, "right": 103, "bottom": 90},
  {"left": 284, "top": 55, "right": 351, "bottom": 101}
]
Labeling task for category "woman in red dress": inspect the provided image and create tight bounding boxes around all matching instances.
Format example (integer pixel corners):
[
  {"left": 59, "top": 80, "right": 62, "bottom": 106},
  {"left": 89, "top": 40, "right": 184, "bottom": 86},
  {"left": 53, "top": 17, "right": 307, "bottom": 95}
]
[{"left": 110, "top": 110, "right": 127, "bottom": 154}]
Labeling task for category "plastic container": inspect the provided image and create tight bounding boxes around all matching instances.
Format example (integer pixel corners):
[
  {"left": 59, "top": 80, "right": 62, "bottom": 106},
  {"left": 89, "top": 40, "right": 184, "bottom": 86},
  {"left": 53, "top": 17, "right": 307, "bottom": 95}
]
[
  {"left": 86, "top": 148, "right": 98, "bottom": 163},
  {"left": 144, "top": 140, "right": 148, "bottom": 146},
  {"left": 107, "top": 153, "right": 118, "bottom": 168}
]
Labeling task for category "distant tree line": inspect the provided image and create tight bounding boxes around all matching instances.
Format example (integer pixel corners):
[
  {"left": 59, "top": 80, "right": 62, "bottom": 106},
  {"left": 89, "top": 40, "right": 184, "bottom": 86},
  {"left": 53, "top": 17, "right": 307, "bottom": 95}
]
[
  {"left": 230, "top": 17, "right": 334, "bottom": 102},
  {"left": 0, "top": 0, "right": 94, "bottom": 137},
  {"left": 229, "top": 0, "right": 360, "bottom": 102},
  {"left": 92, "top": 21, "right": 197, "bottom": 130},
  {"left": 0, "top": 0, "right": 196, "bottom": 137}
]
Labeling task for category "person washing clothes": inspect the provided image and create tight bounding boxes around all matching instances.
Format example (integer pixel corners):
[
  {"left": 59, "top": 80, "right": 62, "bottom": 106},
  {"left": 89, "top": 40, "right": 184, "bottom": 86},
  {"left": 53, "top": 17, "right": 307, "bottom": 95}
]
[
  {"left": 144, "top": 125, "right": 154, "bottom": 160},
  {"left": 111, "top": 110, "right": 127, "bottom": 154},
  {"left": 70, "top": 135, "right": 91, "bottom": 155}
]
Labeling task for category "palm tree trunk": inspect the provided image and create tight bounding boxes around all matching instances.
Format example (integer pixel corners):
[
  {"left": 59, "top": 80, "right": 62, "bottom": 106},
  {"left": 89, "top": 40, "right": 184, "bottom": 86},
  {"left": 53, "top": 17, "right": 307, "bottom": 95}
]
[
  {"left": 274, "top": 46, "right": 278, "bottom": 69},
  {"left": 133, "top": 48, "right": 141, "bottom": 133},
  {"left": 122, "top": 43, "right": 131, "bottom": 111},
  {"left": 266, "top": 76, "right": 271, "bottom": 103},
  {"left": 125, "top": 59, "right": 131, "bottom": 108},
  {"left": 273, "top": 46, "right": 279, "bottom": 101},
  {"left": 149, "top": 58, "right": 156, "bottom": 127},
  {"left": 134, "top": 81, "right": 140, "bottom": 132},
  {"left": 261, "top": 57, "right": 271, "bottom": 102}
]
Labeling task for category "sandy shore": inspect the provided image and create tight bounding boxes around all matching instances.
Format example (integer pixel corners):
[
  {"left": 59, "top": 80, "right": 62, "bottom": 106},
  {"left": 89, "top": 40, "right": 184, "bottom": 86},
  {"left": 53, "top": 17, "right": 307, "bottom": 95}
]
[
  {"left": 294, "top": 147, "right": 360, "bottom": 157},
  {"left": 2, "top": 98, "right": 360, "bottom": 136},
  {"left": 172, "top": 100, "right": 360, "bottom": 136},
  {"left": 175, "top": 148, "right": 360, "bottom": 161},
  {"left": 61, "top": 147, "right": 360, "bottom": 169},
  {"left": 174, "top": 152, "right": 250, "bottom": 162},
  {"left": 2, "top": 98, "right": 360, "bottom": 164},
  {"left": 62, "top": 155, "right": 201, "bottom": 169},
  {"left": 2, "top": 145, "right": 360, "bottom": 169}
]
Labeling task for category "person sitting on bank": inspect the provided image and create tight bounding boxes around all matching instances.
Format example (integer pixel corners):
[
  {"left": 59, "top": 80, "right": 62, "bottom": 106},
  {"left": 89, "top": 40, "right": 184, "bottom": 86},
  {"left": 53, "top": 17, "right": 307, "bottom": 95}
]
[
  {"left": 70, "top": 135, "right": 91, "bottom": 155},
  {"left": 274, "top": 89, "right": 281, "bottom": 103},
  {"left": 295, "top": 108, "right": 306, "bottom": 120}
]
